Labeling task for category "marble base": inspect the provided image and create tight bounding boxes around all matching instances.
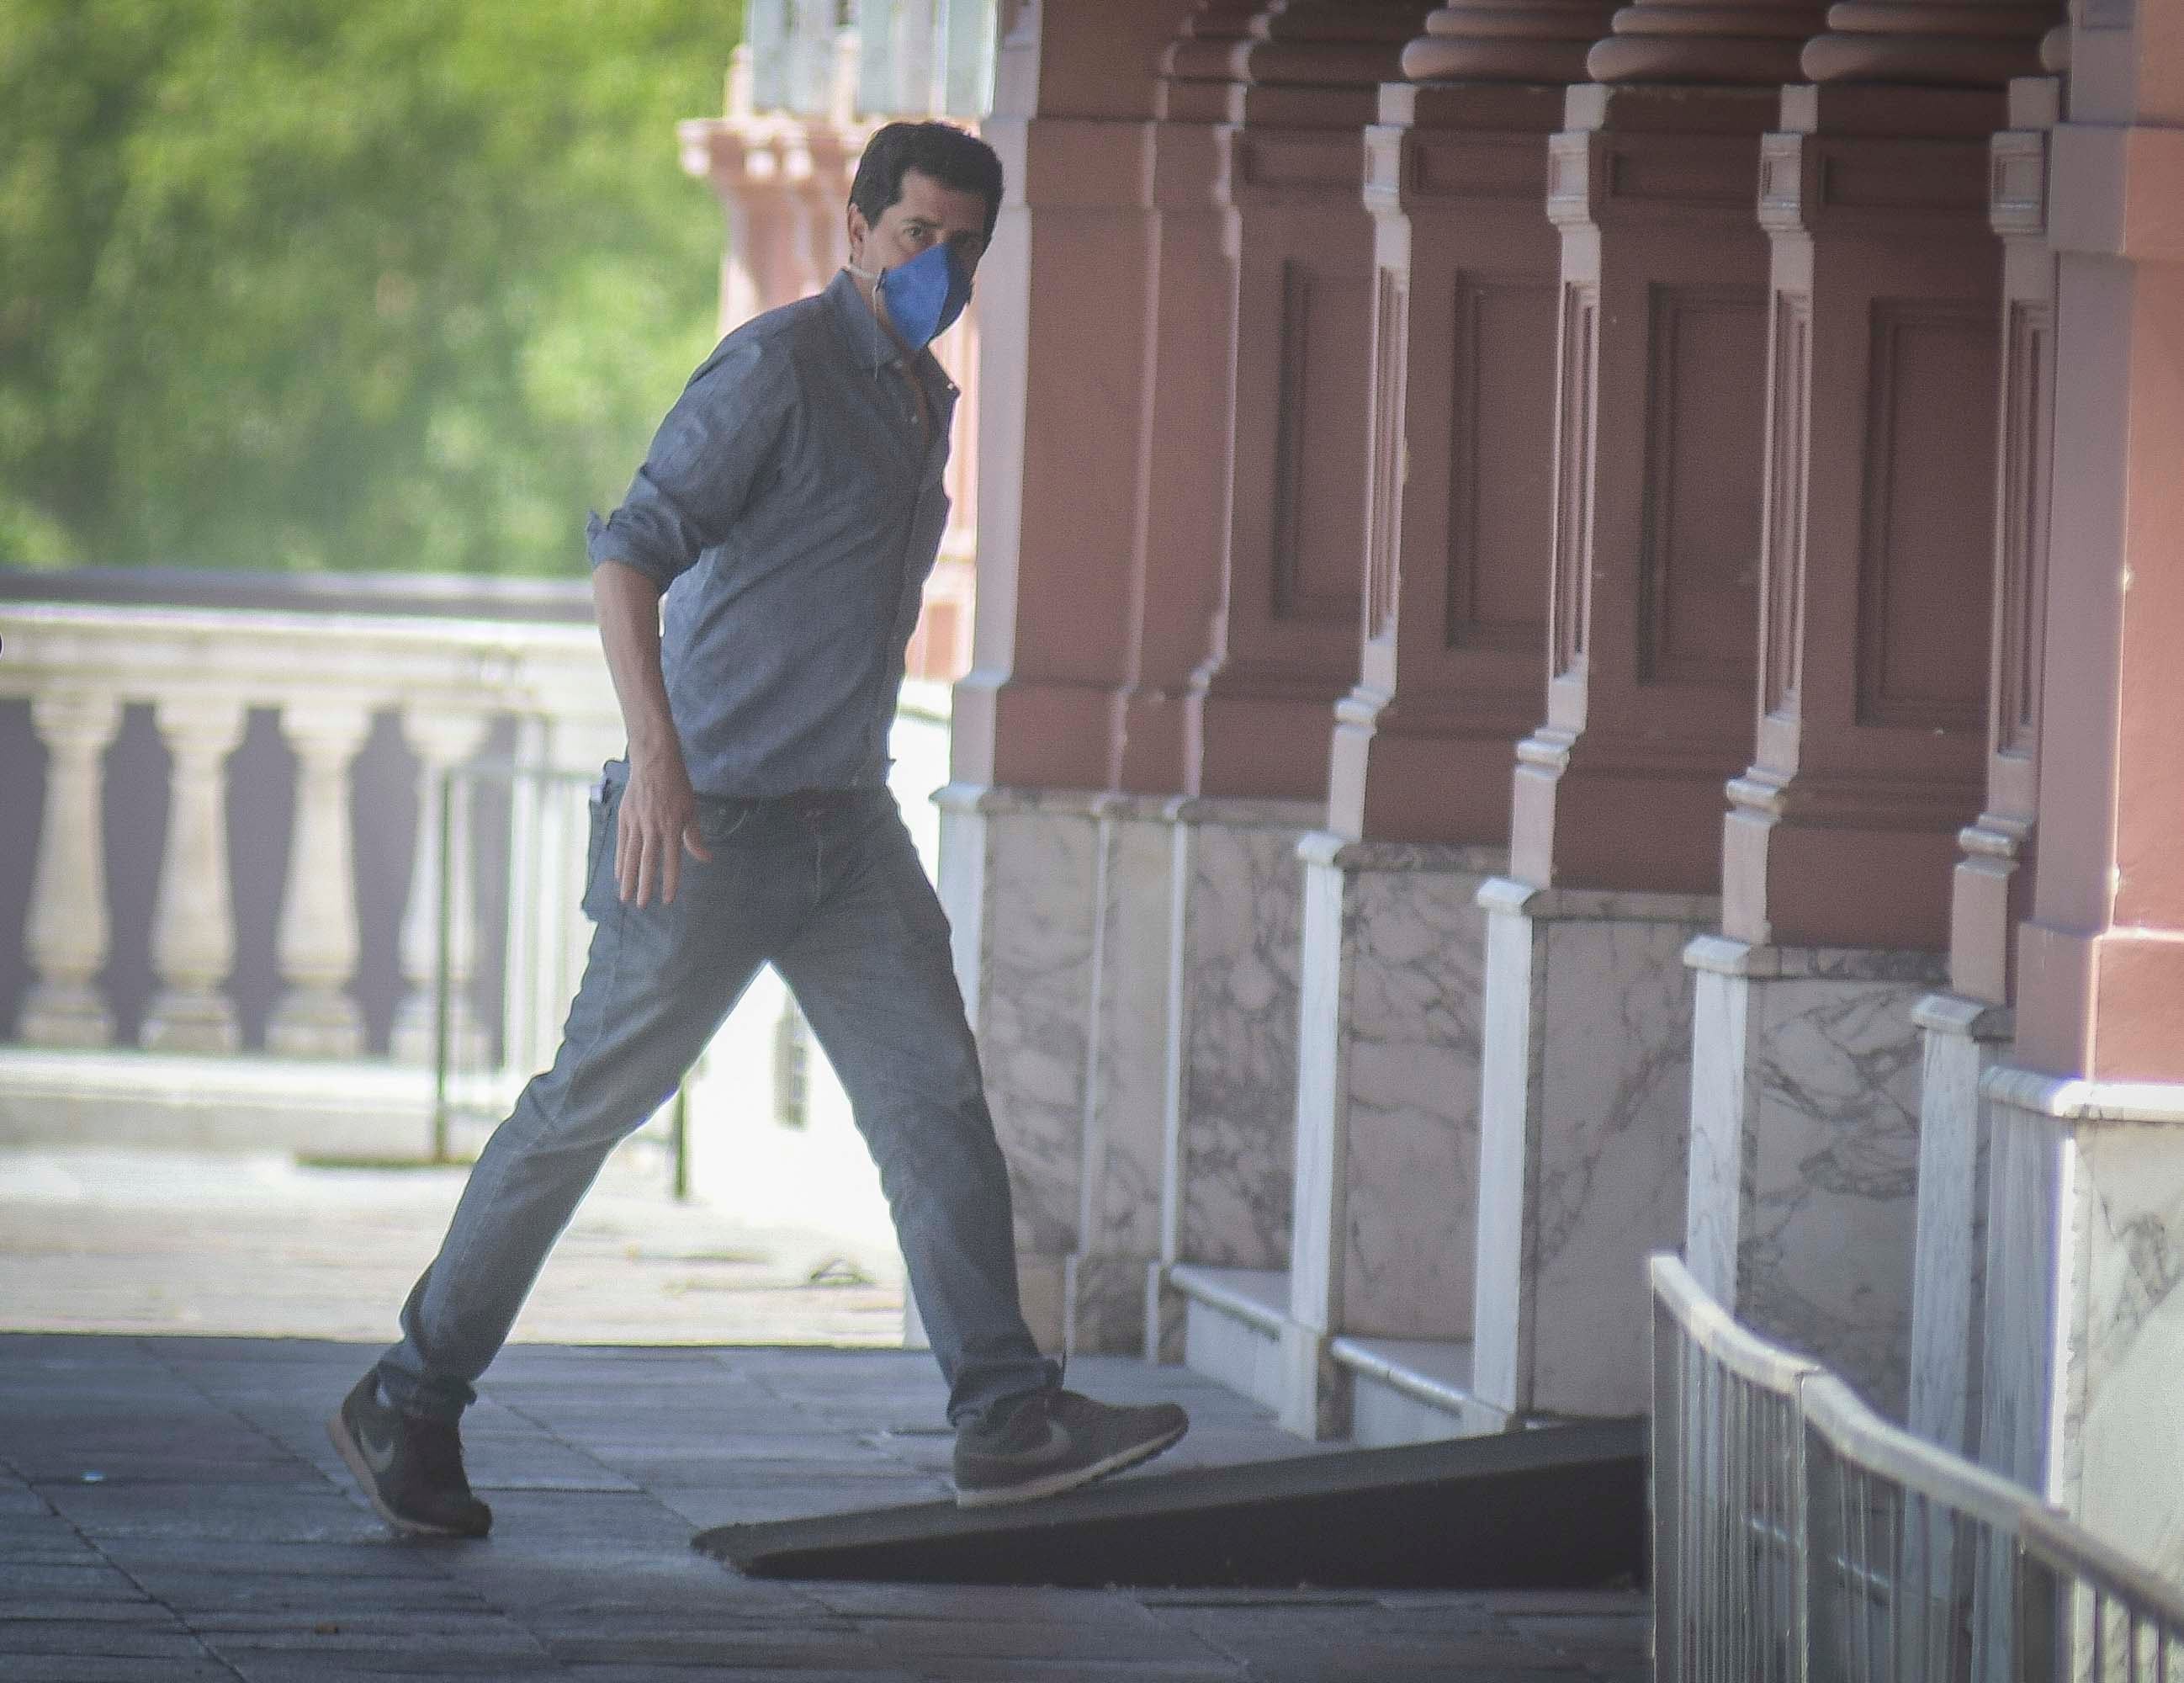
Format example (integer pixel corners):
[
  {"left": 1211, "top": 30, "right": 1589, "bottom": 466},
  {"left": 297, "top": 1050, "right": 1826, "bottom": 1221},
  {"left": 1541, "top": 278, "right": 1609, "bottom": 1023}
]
[
  {"left": 1071, "top": 795, "right": 1178, "bottom": 1352},
  {"left": 1281, "top": 835, "right": 1500, "bottom": 1439},
  {"left": 936, "top": 784, "right": 1102, "bottom": 1352},
  {"left": 1169, "top": 1263, "right": 1288, "bottom": 1414},
  {"left": 1472, "top": 880, "right": 1715, "bottom": 1420},
  {"left": 19, "top": 982, "right": 116, "bottom": 1049},
  {"left": 140, "top": 987, "right": 241, "bottom": 1056},
  {"left": 388, "top": 993, "right": 489, "bottom": 1070},
  {"left": 1906, "top": 994, "right": 2012, "bottom": 1454},
  {"left": 1977, "top": 1068, "right": 2184, "bottom": 1585},
  {"left": 265, "top": 987, "right": 365, "bottom": 1059},
  {"left": 1149, "top": 799, "right": 1318, "bottom": 1355},
  {"left": 1685, "top": 937, "right": 1946, "bottom": 1420},
  {"left": 0, "top": 1046, "right": 443, "bottom": 1158}
]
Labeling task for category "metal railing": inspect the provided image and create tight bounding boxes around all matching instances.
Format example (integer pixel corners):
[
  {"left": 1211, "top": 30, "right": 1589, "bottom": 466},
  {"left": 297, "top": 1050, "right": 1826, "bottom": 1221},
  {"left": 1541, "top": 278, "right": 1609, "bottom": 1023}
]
[
  {"left": 1651, "top": 1253, "right": 2184, "bottom": 1683},
  {"left": 424, "top": 758, "right": 683, "bottom": 1185}
]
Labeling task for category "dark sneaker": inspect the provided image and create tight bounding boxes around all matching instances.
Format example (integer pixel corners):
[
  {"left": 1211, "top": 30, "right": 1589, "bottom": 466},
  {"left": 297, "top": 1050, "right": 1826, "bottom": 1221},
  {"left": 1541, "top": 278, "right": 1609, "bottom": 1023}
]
[
  {"left": 326, "top": 1372, "right": 492, "bottom": 1537},
  {"left": 953, "top": 1388, "right": 1189, "bottom": 1509}
]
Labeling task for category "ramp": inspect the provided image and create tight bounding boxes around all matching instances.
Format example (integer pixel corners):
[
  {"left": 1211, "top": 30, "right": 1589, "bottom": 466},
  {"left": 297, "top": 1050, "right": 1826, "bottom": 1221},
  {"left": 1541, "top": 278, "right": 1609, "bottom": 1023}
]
[{"left": 693, "top": 1418, "right": 1646, "bottom": 1590}]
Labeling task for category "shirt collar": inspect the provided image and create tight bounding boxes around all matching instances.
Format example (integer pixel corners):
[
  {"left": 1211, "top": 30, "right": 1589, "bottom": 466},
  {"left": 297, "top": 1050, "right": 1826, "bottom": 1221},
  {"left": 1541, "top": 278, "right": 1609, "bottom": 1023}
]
[{"left": 824, "top": 268, "right": 959, "bottom": 400}]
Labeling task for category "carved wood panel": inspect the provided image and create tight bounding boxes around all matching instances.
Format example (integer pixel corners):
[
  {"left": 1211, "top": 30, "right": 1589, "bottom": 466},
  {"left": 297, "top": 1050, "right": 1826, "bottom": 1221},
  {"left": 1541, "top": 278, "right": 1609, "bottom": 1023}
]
[
  {"left": 1763, "top": 292, "right": 1810, "bottom": 722},
  {"left": 1551, "top": 282, "right": 1598, "bottom": 680},
  {"left": 1271, "top": 259, "right": 1372, "bottom": 625},
  {"left": 1995, "top": 298, "right": 2054, "bottom": 760},
  {"left": 1638, "top": 284, "right": 1767, "bottom": 687},
  {"left": 1447, "top": 273, "right": 1555, "bottom": 654},
  {"left": 1366, "top": 267, "right": 1406, "bottom": 643},
  {"left": 1855, "top": 299, "right": 1996, "bottom": 730}
]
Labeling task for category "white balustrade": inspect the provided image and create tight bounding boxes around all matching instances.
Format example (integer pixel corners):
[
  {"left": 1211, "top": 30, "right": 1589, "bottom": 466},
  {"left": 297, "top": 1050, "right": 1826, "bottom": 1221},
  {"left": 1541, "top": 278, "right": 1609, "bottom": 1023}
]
[
  {"left": 0, "top": 601, "right": 618, "bottom": 1125},
  {"left": 143, "top": 693, "right": 249, "bottom": 1053},
  {"left": 20, "top": 689, "right": 123, "bottom": 1047},
  {"left": 266, "top": 699, "right": 374, "bottom": 1059},
  {"left": 390, "top": 707, "right": 493, "bottom": 1066}
]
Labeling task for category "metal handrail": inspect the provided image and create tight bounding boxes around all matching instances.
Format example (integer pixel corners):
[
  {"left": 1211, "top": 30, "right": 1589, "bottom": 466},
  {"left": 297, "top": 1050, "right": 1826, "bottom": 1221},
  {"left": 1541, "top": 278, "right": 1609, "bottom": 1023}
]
[{"left": 1651, "top": 1252, "right": 2184, "bottom": 1683}]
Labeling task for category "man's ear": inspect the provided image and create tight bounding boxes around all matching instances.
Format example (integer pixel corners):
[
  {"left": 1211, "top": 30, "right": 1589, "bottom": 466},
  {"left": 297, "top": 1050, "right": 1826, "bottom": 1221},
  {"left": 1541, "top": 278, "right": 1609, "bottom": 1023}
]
[{"left": 845, "top": 202, "right": 871, "bottom": 263}]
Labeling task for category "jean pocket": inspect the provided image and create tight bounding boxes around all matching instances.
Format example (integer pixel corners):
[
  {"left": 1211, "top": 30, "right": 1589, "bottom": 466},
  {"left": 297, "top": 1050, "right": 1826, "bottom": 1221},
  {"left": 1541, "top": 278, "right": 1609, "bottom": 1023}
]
[{"left": 580, "top": 778, "right": 620, "bottom": 922}]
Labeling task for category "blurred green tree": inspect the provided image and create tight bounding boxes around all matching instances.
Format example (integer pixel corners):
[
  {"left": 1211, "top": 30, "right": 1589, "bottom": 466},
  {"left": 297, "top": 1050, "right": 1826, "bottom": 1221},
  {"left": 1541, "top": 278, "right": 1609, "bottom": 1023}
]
[{"left": 0, "top": 0, "right": 741, "bottom": 576}]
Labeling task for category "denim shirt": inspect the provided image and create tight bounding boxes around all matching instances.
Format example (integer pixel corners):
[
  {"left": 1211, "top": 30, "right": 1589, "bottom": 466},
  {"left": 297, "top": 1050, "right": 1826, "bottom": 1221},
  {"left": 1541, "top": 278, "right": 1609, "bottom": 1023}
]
[{"left": 586, "top": 269, "right": 957, "bottom": 797}]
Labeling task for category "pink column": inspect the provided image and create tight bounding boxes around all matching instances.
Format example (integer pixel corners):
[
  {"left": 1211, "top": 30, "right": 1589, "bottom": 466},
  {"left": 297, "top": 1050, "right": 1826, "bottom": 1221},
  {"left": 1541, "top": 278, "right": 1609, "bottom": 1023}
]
[
  {"left": 1275, "top": 3, "right": 1609, "bottom": 1438},
  {"left": 1688, "top": 0, "right": 2054, "bottom": 1417},
  {"left": 1109, "top": 0, "right": 1259, "bottom": 796},
  {"left": 1903, "top": 66, "right": 2061, "bottom": 1456},
  {"left": 1185, "top": 0, "right": 1441, "bottom": 804},
  {"left": 1975, "top": 0, "right": 2184, "bottom": 1578},
  {"left": 948, "top": 3, "right": 1185, "bottom": 794},
  {"left": 1468, "top": 0, "right": 1801, "bottom": 1426},
  {"left": 934, "top": 0, "right": 1192, "bottom": 1355}
]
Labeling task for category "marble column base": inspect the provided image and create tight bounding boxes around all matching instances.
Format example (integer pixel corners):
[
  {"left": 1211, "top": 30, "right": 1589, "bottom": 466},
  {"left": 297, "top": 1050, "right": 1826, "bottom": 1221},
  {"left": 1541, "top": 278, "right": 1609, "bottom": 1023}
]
[
  {"left": 141, "top": 986, "right": 241, "bottom": 1055},
  {"left": 1978, "top": 1067, "right": 2184, "bottom": 1584},
  {"left": 935, "top": 783, "right": 1102, "bottom": 1353},
  {"left": 1280, "top": 835, "right": 1501, "bottom": 1441},
  {"left": 1685, "top": 937, "right": 1947, "bottom": 1419},
  {"left": 1905, "top": 994, "right": 2012, "bottom": 1454},
  {"left": 388, "top": 994, "right": 489, "bottom": 1070},
  {"left": 19, "top": 982, "right": 116, "bottom": 1049},
  {"left": 266, "top": 987, "right": 364, "bottom": 1059},
  {"left": 1471, "top": 880, "right": 1715, "bottom": 1420},
  {"left": 1148, "top": 797, "right": 1319, "bottom": 1360},
  {"left": 1067, "top": 794, "right": 1180, "bottom": 1353}
]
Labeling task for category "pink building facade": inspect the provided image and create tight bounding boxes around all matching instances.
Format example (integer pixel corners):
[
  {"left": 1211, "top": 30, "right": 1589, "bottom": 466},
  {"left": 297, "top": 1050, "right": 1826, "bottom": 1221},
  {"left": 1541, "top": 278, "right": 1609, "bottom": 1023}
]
[{"left": 943, "top": 0, "right": 2184, "bottom": 1579}]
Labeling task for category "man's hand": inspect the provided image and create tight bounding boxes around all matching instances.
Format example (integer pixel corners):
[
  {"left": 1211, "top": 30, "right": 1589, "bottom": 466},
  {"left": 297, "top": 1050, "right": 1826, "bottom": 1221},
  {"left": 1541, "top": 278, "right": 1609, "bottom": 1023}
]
[{"left": 618, "top": 746, "right": 713, "bottom": 908}]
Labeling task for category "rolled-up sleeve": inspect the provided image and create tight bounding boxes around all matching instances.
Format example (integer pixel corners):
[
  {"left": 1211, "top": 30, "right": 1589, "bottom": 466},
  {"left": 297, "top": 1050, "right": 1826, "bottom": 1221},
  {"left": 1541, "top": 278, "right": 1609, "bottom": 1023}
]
[{"left": 586, "top": 337, "right": 790, "bottom": 589}]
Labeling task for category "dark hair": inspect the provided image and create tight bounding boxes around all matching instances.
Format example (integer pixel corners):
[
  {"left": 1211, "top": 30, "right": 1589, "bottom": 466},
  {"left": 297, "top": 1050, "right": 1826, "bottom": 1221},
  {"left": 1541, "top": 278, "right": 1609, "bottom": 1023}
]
[{"left": 849, "top": 121, "right": 1004, "bottom": 247}]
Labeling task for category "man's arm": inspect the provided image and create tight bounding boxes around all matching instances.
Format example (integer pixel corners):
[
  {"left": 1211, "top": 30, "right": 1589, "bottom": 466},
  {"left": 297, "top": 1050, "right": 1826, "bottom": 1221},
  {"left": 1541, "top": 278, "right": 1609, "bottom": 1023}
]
[{"left": 592, "top": 558, "right": 711, "bottom": 908}]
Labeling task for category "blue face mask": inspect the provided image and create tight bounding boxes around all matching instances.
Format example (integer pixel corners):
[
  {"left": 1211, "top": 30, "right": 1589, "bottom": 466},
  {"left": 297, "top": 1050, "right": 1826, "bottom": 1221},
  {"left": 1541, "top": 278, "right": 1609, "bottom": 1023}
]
[{"left": 853, "top": 239, "right": 973, "bottom": 353}]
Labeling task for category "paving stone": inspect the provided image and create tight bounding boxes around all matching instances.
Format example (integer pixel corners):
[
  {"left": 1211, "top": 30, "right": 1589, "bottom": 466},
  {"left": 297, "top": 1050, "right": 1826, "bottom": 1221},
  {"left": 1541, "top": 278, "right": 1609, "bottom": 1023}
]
[
  {"left": 0, "top": 1657, "right": 241, "bottom": 1681},
  {"left": 0, "top": 1618, "right": 213, "bottom": 1657},
  {"left": 0, "top": 1562, "right": 147, "bottom": 1598},
  {"left": 544, "top": 1628, "right": 897, "bottom": 1667},
  {"left": 852, "top": 1616, "right": 1233, "bottom": 1664},
  {"left": 558, "top": 1669, "right": 914, "bottom": 1683},
  {"left": 0, "top": 1330, "right": 1650, "bottom": 1679},
  {"left": 904, "top": 1660, "right": 1242, "bottom": 1680},
  {"left": 0, "top": 1600, "right": 178, "bottom": 1625}
]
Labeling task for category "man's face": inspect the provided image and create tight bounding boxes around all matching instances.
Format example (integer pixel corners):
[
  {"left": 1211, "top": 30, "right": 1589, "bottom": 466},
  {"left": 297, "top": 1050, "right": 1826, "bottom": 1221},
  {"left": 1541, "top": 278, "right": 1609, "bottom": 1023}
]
[{"left": 846, "top": 167, "right": 991, "bottom": 290}]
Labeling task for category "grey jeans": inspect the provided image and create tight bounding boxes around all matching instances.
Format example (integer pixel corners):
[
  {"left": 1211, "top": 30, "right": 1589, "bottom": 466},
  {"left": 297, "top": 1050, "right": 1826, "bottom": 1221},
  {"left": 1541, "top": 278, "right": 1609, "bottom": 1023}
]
[{"left": 374, "top": 771, "right": 1058, "bottom": 1427}]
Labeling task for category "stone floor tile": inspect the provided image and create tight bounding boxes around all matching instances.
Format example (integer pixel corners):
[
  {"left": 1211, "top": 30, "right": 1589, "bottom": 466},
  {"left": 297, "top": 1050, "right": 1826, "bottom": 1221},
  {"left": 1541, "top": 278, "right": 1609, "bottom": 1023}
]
[
  {"left": 558, "top": 1669, "right": 914, "bottom": 1683},
  {"left": 0, "top": 1619, "right": 213, "bottom": 1658},
  {"left": 0, "top": 1657, "right": 242, "bottom": 1682},
  {"left": 0, "top": 1334, "right": 1650, "bottom": 1680}
]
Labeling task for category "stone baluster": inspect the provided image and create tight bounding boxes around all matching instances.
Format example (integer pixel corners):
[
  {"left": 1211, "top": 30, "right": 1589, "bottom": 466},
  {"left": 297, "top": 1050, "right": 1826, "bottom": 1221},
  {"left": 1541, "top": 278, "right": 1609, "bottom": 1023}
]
[
  {"left": 1687, "top": 0, "right": 2055, "bottom": 1417},
  {"left": 142, "top": 694, "right": 248, "bottom": 1053},
  {"left": 390, "top": 708, "right": 493, "bottom": 1067},
  {"left": 1278, "top": 2, "right": 1608, "bottom": 1440},
  {"left": 1466, "top": 0, "right": 1796, "bottom": 1428},
  {"left": 1901, "top": 70, "right": 2060, "bottom": 1458},
  {"left": 19, "top": 691, "right": 123, "bottom": 1048},
  {"left": 268, "top": 700, "right": 372, "bottom": 1059}
]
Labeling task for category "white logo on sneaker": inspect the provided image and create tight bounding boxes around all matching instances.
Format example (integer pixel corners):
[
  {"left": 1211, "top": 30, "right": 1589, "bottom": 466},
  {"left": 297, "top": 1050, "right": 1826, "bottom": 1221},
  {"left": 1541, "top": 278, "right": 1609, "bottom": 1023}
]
[
  {"left": 1016, "top": 1420, "right": 1073, "bottom": 1466},
  {"left": 359, "top": 1420, "right": 399, "bottom": 1477}
]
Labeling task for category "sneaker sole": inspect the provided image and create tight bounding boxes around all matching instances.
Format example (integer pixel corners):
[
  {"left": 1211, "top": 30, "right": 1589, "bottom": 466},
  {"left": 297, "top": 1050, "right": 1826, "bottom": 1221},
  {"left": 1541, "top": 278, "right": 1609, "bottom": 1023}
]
[
  {"left": 324, "top": 1409, "right": 481, "bottom": 1539},
  {"left": 955, "top": 1418, "right": 1189, "bottom": 1510}
]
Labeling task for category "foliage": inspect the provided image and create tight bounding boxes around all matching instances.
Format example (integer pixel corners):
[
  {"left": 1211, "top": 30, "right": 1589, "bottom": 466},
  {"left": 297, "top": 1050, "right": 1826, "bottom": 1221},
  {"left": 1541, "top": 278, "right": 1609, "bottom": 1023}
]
[{"left": 0, "top": 0, "right": 741, "bottom": 576}]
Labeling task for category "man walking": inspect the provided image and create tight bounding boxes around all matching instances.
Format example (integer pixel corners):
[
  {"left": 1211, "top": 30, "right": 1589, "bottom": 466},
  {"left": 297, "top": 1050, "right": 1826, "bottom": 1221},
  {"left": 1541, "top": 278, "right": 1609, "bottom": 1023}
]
[{"left": 329, "top": 122, "right": 1187, "bottom": 1537}]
